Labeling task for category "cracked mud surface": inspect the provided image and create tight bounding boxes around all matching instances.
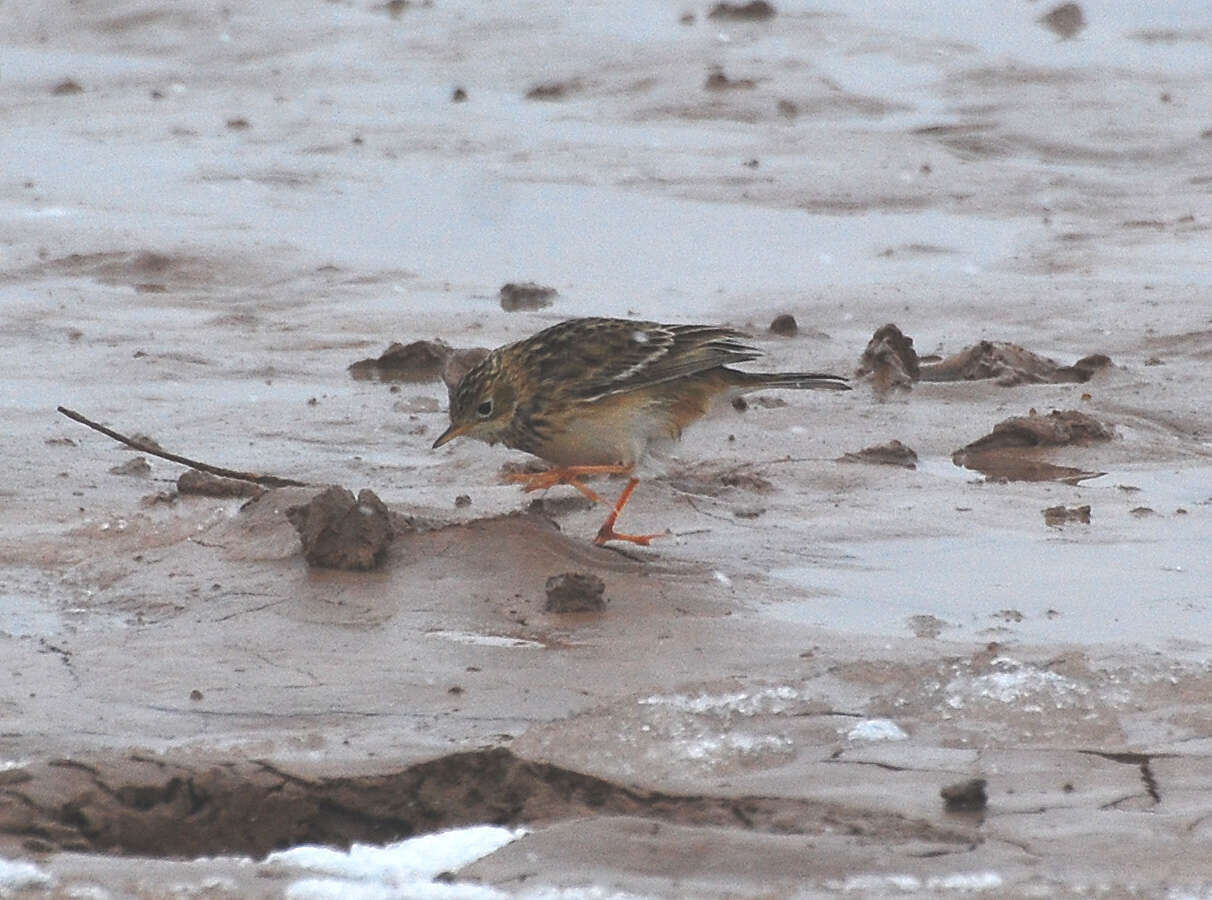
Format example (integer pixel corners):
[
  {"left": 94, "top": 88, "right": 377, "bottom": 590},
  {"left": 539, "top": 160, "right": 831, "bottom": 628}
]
[{"left": 4, "top": 0, "right": 1212, "bottom": 896}]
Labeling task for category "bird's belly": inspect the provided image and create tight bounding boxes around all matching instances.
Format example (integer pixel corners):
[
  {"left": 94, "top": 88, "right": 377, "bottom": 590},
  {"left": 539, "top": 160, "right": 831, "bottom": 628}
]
[{"left": 529, "top": 397, "right": 675, "bottom": 468}]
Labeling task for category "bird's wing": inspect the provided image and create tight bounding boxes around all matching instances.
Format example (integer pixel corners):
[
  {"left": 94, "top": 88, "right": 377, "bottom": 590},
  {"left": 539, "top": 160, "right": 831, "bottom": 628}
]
[{"left": 517, "top": 318, "right": 760, "bottom": 402}]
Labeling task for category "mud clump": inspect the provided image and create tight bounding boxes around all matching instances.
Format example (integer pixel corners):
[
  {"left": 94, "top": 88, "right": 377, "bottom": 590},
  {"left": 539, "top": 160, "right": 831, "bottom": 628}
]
[
  {"left": 920, "top": 341, "right": 1111, "bottom": 386},
  {"left": 907, "top": 614, "right": 945, "bottom": 639},
  {"left": 940, "top": 778, "right": 988, "bottom": 812},
  {"left": 958, "top": 409, "right": 1113, "bottom": 454},
  {"left": 839, "top": 440, "right": 918, "bottom": 469},
  {"left": 109, "top": 456, "right": 152, "bottom": 477},
  {"left": 544, "top": 573, "right": 607, "bottom": 613},
  {"left": 704, "top": 66, "right": 757, "bottom": 91},
  {"left": 720, "top": 470, "right": 775, "bottom": 493},
  {"left": 1044, "top": 505, "right": 1091, "bottom": 526},
  {"left": 768, "top": 313, "right": 798, "bottom": 336},
  {"left": 1039, "top": 2, "right": 1085, "bottom": 40},
  {"left": 350, "top": 339, "right": 489, "bottom": 392},
  {"left": 857, "top": 325, "right": 1111, "bottom": 390},
  {"left": 52, "top": 78, "right": 84, "bottom": 95},
  {"left": 349, "top": 339, "right": 451, "bottom": 382},
  {"left": 856, "top": 323, "right": 919, "bottom": 394},
  {"left": 707, "top": 1, "right": 776, "bottom": 21},
  {"left": 527, "top": 496, "right": 594, "bottom": 517},
  {"left": 451, "top": 86, "right": 467, "bottom": 102},
  {"left": 954, "top": 410, "right": 1112, "bottom": 484},
  {"left": 285, "top": 486, "right": 393, "bottom": 570},
  {"left": 178, "top": 470, "right": 265, "bottom": 499},
  {"left": 525, "top": 82, "right": 578, "bottom": 101},
  {"left": 499, "top": 282, "right": 558, "bottom": 311}
]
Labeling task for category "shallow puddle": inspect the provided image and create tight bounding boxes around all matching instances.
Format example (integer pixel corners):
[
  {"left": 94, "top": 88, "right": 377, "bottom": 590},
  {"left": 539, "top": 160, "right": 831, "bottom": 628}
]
[
  {"left": 773, "top": 524, "right": 1211, "bottom": 648},
  {"left": 289, "top": 166, "right": 1025, "bottom": 307},
  {"left": 0, "top": 569, "right": 74, "bottom": 638},
  {"left": 772, "top": 468, "right": 1212, "bottom": 649}
]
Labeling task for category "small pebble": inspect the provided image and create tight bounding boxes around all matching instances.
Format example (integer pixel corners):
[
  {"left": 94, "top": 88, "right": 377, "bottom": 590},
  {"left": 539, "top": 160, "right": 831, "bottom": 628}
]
[
  {"left": 544, "top": 572, "right": 607, "bottom": 613},
  {"left": 768, "top": 314, "right": 798, "bottom": 336},
  {"left": 940, "top": 777, "right": 987, "bottom": 812}
]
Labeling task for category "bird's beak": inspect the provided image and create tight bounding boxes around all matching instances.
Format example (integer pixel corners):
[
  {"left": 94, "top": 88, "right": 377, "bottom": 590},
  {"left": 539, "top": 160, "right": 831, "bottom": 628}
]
[{"left": 431, "top": 422, "right": 468, "bottom": 449}]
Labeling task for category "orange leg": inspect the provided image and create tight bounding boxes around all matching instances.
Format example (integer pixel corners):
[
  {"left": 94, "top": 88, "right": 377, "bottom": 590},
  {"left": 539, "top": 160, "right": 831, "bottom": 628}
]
[
  {"left": 504, "top": 464, "right": 633, "bottom": 504},
  {"left": 593, "top": 477, "right": 666, "bottom": 546}
]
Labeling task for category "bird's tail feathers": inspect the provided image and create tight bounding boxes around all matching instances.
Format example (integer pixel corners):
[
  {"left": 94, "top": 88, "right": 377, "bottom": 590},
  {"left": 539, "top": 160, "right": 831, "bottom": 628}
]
[{"left": 733, "top": 370, "right": 850, "bottom": 392}]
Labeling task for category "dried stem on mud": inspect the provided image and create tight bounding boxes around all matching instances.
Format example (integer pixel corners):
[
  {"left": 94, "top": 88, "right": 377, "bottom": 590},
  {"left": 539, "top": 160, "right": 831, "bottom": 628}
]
[{"left": 56, "top": 405, "right": 308, "bottom": 488}]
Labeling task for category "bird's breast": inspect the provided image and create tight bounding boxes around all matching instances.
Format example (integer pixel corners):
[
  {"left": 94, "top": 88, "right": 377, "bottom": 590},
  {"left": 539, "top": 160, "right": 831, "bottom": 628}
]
[{"left": 509, "top": 392, "right": 685, "bottom": 468}]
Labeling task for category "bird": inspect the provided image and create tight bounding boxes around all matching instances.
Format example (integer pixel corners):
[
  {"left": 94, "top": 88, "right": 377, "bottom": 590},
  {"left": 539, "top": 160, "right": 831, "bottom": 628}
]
[{"left": 432, "top": 317, "right": 849, "bottom": 545}]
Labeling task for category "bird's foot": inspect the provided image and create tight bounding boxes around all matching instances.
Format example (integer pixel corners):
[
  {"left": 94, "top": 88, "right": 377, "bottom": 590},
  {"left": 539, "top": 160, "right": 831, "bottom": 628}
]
[
  {"left": 593, "top": 523, "right": 667, "bottom": 546},
  {"left": 590, "top": 476, "right": 664, "bottom": 546},
  {"left": 504, "top": 464, "right": 632, "bottom": 503}
]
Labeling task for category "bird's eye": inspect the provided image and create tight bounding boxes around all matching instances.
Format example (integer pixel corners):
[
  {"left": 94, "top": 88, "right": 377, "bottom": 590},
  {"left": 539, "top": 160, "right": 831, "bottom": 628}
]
[{"left": 476, "top": 399, "right": 494, "bottom": 418}]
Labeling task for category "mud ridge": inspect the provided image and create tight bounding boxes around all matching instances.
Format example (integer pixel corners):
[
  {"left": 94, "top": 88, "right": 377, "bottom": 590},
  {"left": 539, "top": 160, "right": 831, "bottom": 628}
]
[
  {"left": 0, "top": 748, "right": 974, "bottom": 858},
  {"left": 1079, "top": 750, "right": 1165, "bottom": 805}
]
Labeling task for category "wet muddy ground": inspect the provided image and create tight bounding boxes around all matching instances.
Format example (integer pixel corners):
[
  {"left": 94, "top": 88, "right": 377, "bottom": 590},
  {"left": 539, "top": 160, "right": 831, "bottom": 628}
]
[{"left": 3, "top": 0, "right": 1212, "bottom": 896}]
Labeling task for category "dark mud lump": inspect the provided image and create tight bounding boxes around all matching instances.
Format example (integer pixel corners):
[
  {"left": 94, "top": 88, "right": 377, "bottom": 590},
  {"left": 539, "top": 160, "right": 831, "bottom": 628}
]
[{"left": 286, "top": 486, "right": 393, "bottom": 570}]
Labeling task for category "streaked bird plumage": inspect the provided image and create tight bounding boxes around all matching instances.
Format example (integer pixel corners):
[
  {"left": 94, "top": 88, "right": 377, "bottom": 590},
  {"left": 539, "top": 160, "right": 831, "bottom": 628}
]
[{"left": 432, "top": 316, "right": 848, "bottom": 544}]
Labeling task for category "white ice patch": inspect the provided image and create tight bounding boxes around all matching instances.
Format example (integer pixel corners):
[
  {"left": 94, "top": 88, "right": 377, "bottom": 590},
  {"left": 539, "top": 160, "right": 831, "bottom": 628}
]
[
  {"left": 679, "top": 732, "right": 793, "bottom": 761},
  {"left": 59, "top": 886, "right": 109, "bottom": 900},
  {"left": 638, "top": 684, "right": 804, "bottom": 718},
  {"left": 832, "top": 871, "right": 1002, "bottom": 893},
  {"left": 425, "top": 630, "right": 544, "bottom": 649},
  {"left": 630, "top": 330, "right": 649, "bottom": 344},
  {"left": 523, "top": 888, "right": 662, "bottom": 899},
  {"left": 945, "top": 657, "right": 1087, "bottom": 710},
  {"left": 636, "top": 685, "right": 807, "bottom": 767},
  {"left": 927, "top": 872, "right": 1004, "bottom": 891},
  {"left": 168, "top": 876, "right": 239, "bottom": 895},
  {"left": 833, "top": 873, "right": 922, "bottom": 893},
  {"left": 847, "top": 718, "right": 909, "bottom": 742},
  {"left": 263, "top": 825, "right": 526, "bottom": 900},
  {"left": 0, "top": 857, "right": 52, "bottom": 891}
]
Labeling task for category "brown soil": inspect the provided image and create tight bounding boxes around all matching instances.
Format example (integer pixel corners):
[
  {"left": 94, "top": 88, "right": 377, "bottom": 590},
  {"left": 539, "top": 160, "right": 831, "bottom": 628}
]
[
  {"left": 707, "top": 1, "right": 777, "bottom": 21},
  {"left": 1043, "top": 504, "right": 1092, "bottom": 525},
  {"left": 920, "top": 341, "right": 1112, "bottom": 385},
  {"left": 768, "top": 313, "right": 798, "bottom": 336},
  {"left": 855, "top": 323, "right": 919, "bottom": 393},
  {"left": 0, "top": 748, "right": 971, "bottom": 859},
  {"left": 284, "top": 486, "right": 395, "bottom": 570},
  {"left": 178, "top": 470, "right": 265, "bottom": 499},
  {"left": 953, "top": 410, "right": 1113, "bottom": 483},
  {"left": 8, "top": 1, "right": 1212, "bottom": 894},
  {"left": 839, "top": 439, "right": 919, "bottom": 469},
  {"left": 544, "top": 572, "right": 607, "bottom": 612},
  {"left": 499, "top": 282, "right": 558, "bottom": 311},
  {"left": 348, "top": 339, "right": 453, "bottom": 383}
]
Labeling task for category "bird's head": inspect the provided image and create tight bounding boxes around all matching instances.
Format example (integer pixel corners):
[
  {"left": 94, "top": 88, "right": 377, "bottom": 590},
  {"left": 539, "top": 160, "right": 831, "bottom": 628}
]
[{"left": 431, "top": 354, "right": 518, "bottom": 449}]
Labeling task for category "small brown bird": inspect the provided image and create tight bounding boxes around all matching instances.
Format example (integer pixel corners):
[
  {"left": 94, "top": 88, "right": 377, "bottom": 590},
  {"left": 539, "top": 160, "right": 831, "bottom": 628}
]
[{"left": 432, "top": 317, "right": 848, "bottom": 545}]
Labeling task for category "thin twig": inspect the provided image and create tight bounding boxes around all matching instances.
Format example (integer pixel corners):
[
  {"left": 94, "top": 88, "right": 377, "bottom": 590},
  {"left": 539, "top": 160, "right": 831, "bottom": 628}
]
[{"left": 56, "top": 406, "right": 308, "bottom": 488}]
